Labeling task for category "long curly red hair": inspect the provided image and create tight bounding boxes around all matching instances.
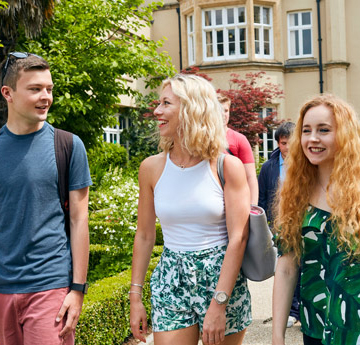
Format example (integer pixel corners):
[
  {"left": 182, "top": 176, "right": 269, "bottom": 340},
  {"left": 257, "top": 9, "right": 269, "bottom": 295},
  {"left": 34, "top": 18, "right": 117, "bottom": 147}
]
[{"left": 274, "top": 94, "right": 360, "bottom": 261}]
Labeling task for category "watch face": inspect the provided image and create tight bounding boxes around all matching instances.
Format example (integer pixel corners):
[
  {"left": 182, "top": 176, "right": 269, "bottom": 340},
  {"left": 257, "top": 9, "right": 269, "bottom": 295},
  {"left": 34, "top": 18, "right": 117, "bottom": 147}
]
[
  {"left": 217, "top": 292, "right": 227, "bottom": 303},
  {"left": 214, "top": 291, "right": 229, "bottom": 304}
]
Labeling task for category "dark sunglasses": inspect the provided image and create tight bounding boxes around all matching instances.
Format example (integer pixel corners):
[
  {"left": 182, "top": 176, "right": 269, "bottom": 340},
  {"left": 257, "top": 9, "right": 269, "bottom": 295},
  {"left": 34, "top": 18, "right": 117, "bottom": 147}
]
[{"left": 1, "top": 52, "right": 42, "bottom": 84}]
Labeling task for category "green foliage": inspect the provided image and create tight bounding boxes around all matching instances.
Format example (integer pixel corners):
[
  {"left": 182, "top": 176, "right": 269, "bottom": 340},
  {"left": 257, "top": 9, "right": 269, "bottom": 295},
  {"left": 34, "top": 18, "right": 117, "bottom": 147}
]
[
  {"left": 88, "top": 244, "right": 113, "bottom": 273},
  {"left": 88, "top": 167, "right": 139, "bottom": 279},
  {"left": 19, "top": 0, "right": 175, "bottom": 148},
  {"left": 155, "top": 222, "right": 164, "bottom": 246},
  {"left": 121, "top": 92, "right": 160, "bottom": 171},
  {"left": 76, "top": 256, "right": 160, "bottom": 344},
  {"left": 88, "top": 142, "right": 128, "bottom": 172},
  {"left": 87, "top": 142, "right": 128, "bottom": 188},
  {"left": 256, "top": 155, "right": 267, "bottom": 176},
  {"left": 0, "top": 1, "right": 8, "bottom": 47}
]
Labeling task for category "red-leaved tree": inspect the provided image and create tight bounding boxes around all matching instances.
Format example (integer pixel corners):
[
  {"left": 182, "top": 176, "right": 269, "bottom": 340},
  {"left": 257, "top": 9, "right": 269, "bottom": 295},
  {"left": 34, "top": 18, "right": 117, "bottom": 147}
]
[{"left": 218, "top": 71, "right": 284, "bottom": 147}]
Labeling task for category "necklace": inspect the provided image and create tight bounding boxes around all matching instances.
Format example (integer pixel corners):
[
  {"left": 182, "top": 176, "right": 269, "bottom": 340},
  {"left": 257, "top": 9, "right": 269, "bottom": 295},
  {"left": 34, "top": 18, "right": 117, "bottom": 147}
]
[
  {"left": 171, "top": 154, "right": 190, "bottom": 169},
  {"left": 170, "top": 153, "right": 198, "bottom": 170}
]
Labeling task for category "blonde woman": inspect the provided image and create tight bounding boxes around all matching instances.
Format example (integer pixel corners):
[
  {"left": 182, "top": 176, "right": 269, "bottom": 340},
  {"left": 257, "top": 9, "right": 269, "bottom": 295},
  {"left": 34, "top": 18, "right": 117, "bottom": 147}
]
[
  {"left": 272, "top": 94, "right": 360, "bottom": 345},
  {"left": 130, "top": 74, "right": 251, "bottom": 345}
]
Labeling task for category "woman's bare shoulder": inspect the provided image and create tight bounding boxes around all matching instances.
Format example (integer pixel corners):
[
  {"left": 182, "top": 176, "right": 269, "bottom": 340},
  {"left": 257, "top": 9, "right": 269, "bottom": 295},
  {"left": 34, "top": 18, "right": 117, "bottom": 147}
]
[
  {"left": 139, "top": 152, "right": 167, "bottom": 187},
  {"left": 140, "top": 152, "right": 166, "bottom": 170},
  {"left": 222, "top": 154, "right": 247, "bottom": 183}
]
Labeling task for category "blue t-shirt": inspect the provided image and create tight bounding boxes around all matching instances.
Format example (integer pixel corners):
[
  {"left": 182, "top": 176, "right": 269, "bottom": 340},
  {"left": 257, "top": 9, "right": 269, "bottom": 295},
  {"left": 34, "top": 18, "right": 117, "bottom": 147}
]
[{"left": 0, "top": 122, "right": 92, "bottom": 293}]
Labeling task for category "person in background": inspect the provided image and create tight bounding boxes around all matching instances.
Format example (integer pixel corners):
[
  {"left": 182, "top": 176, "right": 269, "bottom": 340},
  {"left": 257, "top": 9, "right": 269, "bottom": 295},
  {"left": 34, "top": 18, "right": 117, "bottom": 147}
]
[
  {"left": 272, "top": 94, "right": 360, "bottom": 345},
  {"left": 218, "top": 95, "right": 258, "bottom": 205},
  {"left": 0, "top": 52, "right": 92, "bottom": 345},
  {"left": 130, "top": 74, "right": 251, "bottom": 345},
  {"left": 258, "top": 122, "right": 295, "bottom": 224},
  {"left": 258, "top": 121, "right": 299, "bottom": 328}
]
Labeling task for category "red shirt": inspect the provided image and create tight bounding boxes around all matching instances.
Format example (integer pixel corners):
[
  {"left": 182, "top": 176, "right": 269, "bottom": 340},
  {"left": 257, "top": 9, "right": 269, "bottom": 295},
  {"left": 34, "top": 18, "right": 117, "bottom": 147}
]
[{"left": 226, "top": 128, "right": 254, "bottom": 164}]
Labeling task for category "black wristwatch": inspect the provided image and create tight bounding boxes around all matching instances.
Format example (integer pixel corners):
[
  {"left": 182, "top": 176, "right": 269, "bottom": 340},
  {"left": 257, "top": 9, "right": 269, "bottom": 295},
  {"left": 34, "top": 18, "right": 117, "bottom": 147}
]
[{"left": 70, "top": 282, "right": 89, "bottom": 294}]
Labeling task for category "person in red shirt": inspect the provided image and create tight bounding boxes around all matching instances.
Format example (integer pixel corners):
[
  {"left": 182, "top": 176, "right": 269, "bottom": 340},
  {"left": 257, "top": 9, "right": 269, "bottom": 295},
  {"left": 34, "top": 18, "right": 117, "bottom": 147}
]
[{"left": 218, "top": 96, "right": 258, "bottom": 204}]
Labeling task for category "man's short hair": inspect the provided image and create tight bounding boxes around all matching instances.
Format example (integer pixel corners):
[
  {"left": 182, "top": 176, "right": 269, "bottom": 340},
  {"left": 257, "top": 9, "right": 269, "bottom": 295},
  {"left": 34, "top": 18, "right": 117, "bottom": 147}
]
[
  {"left": 2, "top": 54, "right": 50, "bottom": 90},
  {"left": 275, "top": 121, "right": 295, "bottom": 142},
  {"left": 217, "top": 94, "right": 231, "bottom": 106}
]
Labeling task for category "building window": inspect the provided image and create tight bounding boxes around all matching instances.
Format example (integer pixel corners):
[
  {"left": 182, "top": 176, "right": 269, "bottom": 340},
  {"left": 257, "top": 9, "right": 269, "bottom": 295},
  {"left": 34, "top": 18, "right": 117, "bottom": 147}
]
[
  {"left": 254, "top": 6, "right": 273, "bottom": 59},
  {"left": 202, "top": 7, "right": 247, "bottom": 61},
  {"left": 187, "top": 15, "right": 195, "bottom": 65},
  {"left": 103, "top": 115, "right": 130, "bottom": 144},
  {"left": 258, "top": 108, "right": 276, "bottom": 160},
  {"left": 288, "top": 11, "right": 312, "bottom": 58}
]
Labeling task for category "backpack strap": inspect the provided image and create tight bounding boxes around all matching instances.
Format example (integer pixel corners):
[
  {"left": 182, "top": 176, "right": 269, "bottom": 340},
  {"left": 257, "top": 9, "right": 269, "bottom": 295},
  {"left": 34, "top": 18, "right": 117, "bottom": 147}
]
[
  {"left": 217, "top": 153, "right": 226, "bottom": 189},
  {"left": 54, "top": 128, "right": 73, "bottom": 237}
]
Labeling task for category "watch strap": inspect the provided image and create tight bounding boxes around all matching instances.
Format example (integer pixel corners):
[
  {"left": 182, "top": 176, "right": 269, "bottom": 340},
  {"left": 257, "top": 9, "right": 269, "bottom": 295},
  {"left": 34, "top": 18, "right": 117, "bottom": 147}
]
[{"left": 70, "top": 282, "right": 89, "bottom": 294}]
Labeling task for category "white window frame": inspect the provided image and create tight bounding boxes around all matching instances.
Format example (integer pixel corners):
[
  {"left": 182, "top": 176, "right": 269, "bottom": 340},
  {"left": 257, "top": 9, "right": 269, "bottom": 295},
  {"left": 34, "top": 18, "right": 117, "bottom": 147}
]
[
  {"left": 202, "top": 7, "right": 247, "bottom": 62},
  {"left": 187, "top": 15, "right": 196, "bottom": 65},
  {"left": 258, "top": 108, "right": 276, "bottom": 160},
  {"left": 103, "top": 115, "right": 129, "bottom": 144},
  {"left": 287, "top": 11, "right": 313, "bottom": 58},
  {"left": 254, "top": 6, "right": 273, "bottom": 59}
]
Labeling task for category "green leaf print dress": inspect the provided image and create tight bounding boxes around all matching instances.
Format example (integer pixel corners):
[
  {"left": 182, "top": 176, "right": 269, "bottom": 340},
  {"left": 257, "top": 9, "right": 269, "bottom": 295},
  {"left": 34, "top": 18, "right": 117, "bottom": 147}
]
[{"left": 300, "top": 205, "right": 360, "bottom": 344}]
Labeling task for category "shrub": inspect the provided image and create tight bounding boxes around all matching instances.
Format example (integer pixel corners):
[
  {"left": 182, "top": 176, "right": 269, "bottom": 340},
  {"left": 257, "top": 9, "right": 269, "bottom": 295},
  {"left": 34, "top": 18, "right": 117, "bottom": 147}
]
[
  {"left": 76, "top": 255, "right": 161, "bottom": 345},
  {"left": 88, "top": 244, "right": 113, "bottom": 273},
  {"left": 87, "top": 142, "right": 128, "bottom": 188},
  {"left": 155, "top": 222, "right": 163, "bottom": 245},
  {"left": 89, "top": 169, "right": 139, "bottom": 244}
]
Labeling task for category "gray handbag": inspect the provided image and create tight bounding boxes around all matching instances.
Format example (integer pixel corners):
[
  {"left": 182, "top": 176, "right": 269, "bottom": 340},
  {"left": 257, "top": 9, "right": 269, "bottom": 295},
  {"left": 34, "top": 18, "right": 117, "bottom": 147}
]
[{"left": 217, "top": 153, "right": 277, "bottom": 281}]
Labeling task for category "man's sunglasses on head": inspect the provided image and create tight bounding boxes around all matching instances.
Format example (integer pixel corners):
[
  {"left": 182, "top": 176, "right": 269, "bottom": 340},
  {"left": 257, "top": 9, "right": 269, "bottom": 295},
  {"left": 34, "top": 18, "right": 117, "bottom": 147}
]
[{"left": 1, "top": 52, "right": 42, "bottom": 84}]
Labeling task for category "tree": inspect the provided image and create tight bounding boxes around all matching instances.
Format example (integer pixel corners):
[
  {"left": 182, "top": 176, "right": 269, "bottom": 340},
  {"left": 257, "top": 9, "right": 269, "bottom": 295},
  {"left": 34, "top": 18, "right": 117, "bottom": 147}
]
[
  {"left": 16, "top": 0, "right": 175, "bottom": 147},
  {"left": 218, "top": 71, "right": 283, "bottom": 146},
  {"left": 0, "top": 0, "right": 54, "bottom": 58},
  {"left": 0, "top": 2, "right": 8, "bottom": 47},
  {"left": 0, "top": 0, "right": 56, "bottom": 126}
]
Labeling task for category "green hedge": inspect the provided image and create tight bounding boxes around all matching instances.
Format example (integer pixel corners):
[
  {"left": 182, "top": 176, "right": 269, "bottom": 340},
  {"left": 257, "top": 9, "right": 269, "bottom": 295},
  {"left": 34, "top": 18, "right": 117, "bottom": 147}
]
[
  {"left": 76, "top": 254, "right": 161, "bottom": 344},
  {"left": 88, "top": 241, "right": 163, "bottom": 284},
  {"left": 89, "top": 220, "right": 164, "bottom": 247},
  {"left": 88, "top": 244, "right": 113, "bottom": 273}
]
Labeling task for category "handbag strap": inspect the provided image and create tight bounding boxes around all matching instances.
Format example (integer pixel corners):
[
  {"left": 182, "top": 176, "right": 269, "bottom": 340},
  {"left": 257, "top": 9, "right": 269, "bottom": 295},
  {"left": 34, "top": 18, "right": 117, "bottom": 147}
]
[{"left": 217, "top": 153, "right": 226, "bottom": 188}]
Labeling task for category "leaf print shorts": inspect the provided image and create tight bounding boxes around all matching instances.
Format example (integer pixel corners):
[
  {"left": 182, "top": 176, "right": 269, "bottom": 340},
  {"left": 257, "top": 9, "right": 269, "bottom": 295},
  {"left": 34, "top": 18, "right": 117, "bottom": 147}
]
[{"left": 150, "top": 245, "right": 252, "bottom": 334}]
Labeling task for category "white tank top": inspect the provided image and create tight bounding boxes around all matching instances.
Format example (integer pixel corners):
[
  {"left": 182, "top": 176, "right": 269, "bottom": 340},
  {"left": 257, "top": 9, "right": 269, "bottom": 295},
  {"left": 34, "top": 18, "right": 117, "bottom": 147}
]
[{"left": 154, "top": 153, "right": 228, "bottom": 251}]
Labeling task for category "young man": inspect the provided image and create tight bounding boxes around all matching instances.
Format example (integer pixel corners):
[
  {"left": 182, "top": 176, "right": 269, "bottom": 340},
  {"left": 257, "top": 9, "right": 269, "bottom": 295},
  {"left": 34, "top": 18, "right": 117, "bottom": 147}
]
[
  {"left": 258, "top": 121, "right": 299, "bottom": 328},
  {"left": 0, "top": 52, "right": 92, "bottom": 344},
  {"left": 258, "top": 121, "right": 295, "bottom": 223},
  {"left": 218, "top": 96, "right": 258, "bottom": 205}
]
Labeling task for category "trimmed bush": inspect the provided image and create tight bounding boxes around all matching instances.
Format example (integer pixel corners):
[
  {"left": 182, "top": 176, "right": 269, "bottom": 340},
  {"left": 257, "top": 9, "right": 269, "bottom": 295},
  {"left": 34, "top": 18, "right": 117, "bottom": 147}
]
[
  {"left": 88, "top": 244, "right": 113, "bottom": 273},
  {"left": 76, "top": 255, "right": 160, "bottom": 344}
]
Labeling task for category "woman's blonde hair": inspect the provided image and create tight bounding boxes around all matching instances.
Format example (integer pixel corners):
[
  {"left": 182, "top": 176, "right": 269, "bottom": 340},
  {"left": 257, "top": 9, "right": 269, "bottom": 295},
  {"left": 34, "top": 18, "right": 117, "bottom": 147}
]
[
  {"left": 274, "top": 93, "right": 360, "bottom": 261},
  {"left": 159, "top": 74, "right": 227, "bottom": 160}
]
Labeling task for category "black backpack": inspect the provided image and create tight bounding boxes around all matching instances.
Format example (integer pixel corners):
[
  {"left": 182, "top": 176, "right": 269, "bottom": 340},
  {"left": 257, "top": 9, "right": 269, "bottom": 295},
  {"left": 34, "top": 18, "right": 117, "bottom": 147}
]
[{"left": 54, "top": 128, "right": 73, "bottom": 237}]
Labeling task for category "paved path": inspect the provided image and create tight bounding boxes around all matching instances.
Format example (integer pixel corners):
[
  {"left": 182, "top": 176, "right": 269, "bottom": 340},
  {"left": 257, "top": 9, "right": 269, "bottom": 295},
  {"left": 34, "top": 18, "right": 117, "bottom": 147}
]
[{"left": 140, "top": 277, "right": 302, "bottom": 345}]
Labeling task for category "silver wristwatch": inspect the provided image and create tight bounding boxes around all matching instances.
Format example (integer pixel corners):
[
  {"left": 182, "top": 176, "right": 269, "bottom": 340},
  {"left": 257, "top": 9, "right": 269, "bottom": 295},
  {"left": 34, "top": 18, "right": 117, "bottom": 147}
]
[{"left": 213, "top": 291, "right": 229, "bottom": 305}]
